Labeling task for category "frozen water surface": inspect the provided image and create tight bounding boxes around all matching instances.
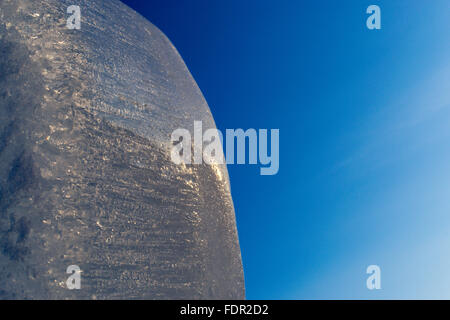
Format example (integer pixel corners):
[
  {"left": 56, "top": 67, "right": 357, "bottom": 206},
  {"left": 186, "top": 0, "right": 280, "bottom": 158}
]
[{"left": 0, "top": 0, "right": 244, "bottom": 299}]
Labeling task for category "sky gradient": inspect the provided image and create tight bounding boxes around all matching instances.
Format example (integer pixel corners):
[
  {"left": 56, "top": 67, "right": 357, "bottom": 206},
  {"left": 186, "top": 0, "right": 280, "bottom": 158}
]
[{"left": 121, "top": 0, "right": 450, "bottom": 299}]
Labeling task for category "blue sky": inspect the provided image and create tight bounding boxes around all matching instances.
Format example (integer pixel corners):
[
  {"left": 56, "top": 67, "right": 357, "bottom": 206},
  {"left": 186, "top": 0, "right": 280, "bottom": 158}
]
[{"left": 121, "top": 0, "right": 450, "bottom": 299}]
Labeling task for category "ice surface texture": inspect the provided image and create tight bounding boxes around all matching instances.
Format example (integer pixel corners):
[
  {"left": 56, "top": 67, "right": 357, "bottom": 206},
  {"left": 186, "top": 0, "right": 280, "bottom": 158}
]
[{"left": 0, "top": 0, "right": 244, "bottom": 299}]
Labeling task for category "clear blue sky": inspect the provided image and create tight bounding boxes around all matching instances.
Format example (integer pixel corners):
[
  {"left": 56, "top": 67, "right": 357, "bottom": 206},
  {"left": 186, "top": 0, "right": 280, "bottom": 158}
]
[{"left": 121, "top": 0, "right": 450, "bottom": 299}]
